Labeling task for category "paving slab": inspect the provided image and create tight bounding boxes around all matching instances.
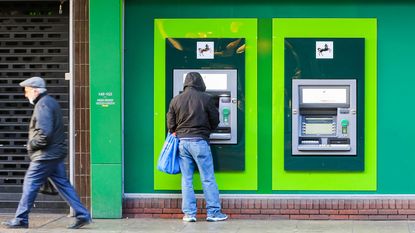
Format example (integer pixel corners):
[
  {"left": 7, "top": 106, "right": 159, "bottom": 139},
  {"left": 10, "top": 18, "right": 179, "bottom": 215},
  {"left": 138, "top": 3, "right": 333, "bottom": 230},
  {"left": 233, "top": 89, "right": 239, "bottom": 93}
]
[{"left": 1, "top": 214, "right": 415, "bottom": 233}]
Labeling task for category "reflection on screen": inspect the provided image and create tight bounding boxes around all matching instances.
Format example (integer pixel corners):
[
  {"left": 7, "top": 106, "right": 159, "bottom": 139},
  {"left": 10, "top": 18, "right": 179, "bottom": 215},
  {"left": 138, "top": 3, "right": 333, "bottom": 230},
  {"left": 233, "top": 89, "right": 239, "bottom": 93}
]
[{"left": 182, "top": 73, "right": 227, "bottom": 90}]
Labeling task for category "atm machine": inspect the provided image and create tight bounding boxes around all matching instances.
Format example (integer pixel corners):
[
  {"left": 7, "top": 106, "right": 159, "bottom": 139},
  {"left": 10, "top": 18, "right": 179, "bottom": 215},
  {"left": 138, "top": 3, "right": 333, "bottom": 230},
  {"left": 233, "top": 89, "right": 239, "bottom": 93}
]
[
  {"left": 173, "top": 69, "right": 238, "bottom": 144},
  {"left": 292, "top": 79, "right": 357, "bottom": 156},
  {"left": 166, "top": 37, "right": 245, "bottom": 171}
]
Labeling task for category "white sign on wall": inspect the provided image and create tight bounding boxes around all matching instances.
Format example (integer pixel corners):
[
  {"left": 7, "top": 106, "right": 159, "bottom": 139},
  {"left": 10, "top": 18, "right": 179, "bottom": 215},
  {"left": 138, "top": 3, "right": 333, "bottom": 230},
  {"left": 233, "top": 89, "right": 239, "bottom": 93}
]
[
  {"left": 316, "top": 41, "right": 333, "bottom": 59},
  {"left": 196, "top": 41, "right": 214, "bottom": 59}
]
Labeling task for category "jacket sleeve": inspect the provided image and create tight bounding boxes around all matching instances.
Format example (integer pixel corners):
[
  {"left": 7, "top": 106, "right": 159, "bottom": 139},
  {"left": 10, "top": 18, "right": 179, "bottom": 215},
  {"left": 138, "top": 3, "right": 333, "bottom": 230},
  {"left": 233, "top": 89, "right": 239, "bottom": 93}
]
[
  {"left": 207, "top": 96, "right": 220, "bottom": 130},
  {"left": 29, "top": 103, "right": 53, "bottom": 151},
  {"left": 166, "top": 99, "right": 177, "bottom": 133}
]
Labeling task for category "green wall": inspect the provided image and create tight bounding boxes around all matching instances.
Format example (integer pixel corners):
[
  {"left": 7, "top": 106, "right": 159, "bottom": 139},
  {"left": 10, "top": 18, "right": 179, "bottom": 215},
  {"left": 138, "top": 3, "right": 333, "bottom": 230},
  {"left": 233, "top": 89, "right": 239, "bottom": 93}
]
[
  {"left": 124, "top": 1, "right": 415, "bottom": 194},
  {"left": 90, "top": 0, "right": 123, "bottom": 218}
]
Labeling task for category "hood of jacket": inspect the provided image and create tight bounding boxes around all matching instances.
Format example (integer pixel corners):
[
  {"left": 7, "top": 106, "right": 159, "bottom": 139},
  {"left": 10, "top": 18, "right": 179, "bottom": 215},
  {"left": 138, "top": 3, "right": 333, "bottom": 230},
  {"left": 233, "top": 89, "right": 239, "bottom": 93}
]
[{"left": 183, "top": 72, "right": 206, "bottom": 92}]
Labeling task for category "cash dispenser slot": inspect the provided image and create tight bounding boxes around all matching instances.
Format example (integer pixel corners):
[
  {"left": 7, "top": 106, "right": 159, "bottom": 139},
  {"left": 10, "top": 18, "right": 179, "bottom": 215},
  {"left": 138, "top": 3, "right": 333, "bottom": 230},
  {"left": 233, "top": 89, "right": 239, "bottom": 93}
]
[
  {"left": 213, "top": 127, "right": 231, "bottom": 133},
  {"left": 300, "top": 108, "right": 337, "bottom": 116},
  {"left": 328, "top": 138, "right": 350, "bottom": 144},
  {"left": 298, "top": 143, "right": 351, "bottom": 151},
  {"left": 210, "top": 133, "right": 231, "bottom": 140}
]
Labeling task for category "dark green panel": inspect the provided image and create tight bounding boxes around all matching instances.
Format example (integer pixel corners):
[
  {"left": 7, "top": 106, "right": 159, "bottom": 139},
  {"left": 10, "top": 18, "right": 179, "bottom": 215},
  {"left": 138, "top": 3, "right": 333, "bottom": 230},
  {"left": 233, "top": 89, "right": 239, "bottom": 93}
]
[
  {"left": 284, "top": 38, "right": 364, "bottom": 171},
  {"left": 165, "top": 38, "right": 245, "bottom": 171},
  {"left": 124, "top": 3, "right": 155, "bottom": 192}
]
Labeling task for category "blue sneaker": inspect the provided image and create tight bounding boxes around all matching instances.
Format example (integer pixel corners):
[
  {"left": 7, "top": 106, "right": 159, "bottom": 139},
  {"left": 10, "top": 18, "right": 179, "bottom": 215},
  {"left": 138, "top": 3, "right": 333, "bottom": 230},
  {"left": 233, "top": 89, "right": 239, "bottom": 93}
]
[
  {"left": 206, "top": 212, "right": 228, "bottom": 222},
  {"left": 182, "top": 215, "right": 197, "bottom": 222}
]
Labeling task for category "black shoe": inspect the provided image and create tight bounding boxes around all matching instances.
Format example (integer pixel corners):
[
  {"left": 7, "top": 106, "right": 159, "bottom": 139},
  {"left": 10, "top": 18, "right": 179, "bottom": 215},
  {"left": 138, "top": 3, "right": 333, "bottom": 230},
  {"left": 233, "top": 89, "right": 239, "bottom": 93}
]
[
  {"left": 67, "top": 218, "right": 91, "bottom": 229},
  {"left": 1, "top": 219, "right": 29, "bottom": 229}
]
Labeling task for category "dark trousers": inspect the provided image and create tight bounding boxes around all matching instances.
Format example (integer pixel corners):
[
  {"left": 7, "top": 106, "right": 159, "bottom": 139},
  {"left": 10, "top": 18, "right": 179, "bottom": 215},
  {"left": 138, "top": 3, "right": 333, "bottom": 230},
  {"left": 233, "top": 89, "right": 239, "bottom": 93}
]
[{"left": 14, "top": 159, "right": 90, "bottom": 224}]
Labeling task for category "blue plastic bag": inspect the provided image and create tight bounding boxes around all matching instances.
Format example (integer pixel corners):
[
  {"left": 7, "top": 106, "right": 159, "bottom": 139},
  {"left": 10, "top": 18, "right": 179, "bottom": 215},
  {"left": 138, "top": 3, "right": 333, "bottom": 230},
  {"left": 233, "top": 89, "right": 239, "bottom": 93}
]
[{"left": 157, "top": 133, "right": 180, "bottom": 174}]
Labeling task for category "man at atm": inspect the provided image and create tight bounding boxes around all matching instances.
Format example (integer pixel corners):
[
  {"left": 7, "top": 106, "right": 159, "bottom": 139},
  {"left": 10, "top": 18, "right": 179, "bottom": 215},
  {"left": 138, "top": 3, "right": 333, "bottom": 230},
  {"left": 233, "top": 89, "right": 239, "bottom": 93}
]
[{"left": 167, "top": 72, "right": 228, "bottom": 222}]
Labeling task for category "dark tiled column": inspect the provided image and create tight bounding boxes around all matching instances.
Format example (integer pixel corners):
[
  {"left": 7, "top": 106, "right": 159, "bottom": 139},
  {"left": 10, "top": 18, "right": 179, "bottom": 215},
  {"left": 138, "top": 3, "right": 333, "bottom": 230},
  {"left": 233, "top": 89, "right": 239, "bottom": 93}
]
[{"left": 73, "top": 0, "right": 90, "bottom": 210}]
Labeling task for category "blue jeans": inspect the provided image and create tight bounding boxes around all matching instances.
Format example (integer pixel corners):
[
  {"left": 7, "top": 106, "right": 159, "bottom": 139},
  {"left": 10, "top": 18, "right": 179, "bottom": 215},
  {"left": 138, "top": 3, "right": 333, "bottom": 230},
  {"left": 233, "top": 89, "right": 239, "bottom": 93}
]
[
  {"left": 14, "top": 159, "right": 90, "bottom": 225},
  {"left": 178, "top": 139, "right": 221, "bottom": 217}
]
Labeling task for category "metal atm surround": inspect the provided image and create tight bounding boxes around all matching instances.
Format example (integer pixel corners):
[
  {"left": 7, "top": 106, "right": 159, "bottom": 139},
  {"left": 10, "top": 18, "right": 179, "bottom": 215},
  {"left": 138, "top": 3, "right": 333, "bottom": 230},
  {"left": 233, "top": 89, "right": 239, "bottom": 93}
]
[
  {"left": 292, "top": 79, "right": 357, "bottom": 156},
  {"left": 173, "top": 69, "right": 238, "bottom": 144}
]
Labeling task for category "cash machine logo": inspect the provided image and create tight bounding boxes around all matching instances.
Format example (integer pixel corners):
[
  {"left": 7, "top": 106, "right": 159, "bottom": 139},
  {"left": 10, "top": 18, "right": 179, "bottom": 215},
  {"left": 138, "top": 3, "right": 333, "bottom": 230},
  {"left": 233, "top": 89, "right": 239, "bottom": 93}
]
[
  {"left": 316, "top": 41, "right": 333, "bottom": 59},
  {"left": 197, "top": 41, "right": 214, "bottom": 59}
]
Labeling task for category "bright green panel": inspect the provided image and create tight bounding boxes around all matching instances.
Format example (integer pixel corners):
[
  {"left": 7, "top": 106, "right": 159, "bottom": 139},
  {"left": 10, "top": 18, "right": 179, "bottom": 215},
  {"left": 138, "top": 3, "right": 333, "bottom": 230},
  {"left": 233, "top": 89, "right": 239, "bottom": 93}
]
[
  {"left": 272, "top": 18, "right": 377, "bottom": 190},
  {"left": 154, "top": 19, "right": 258, "bottom": 190},
  {"left": 90, "top": 0, "right": 122, "bottom": 164},
  {"left": 91, "top": 164, "right": 122, "bottom": 218},
  {"left": 90, "top": 0, "right": 122, "bottom": 218}
]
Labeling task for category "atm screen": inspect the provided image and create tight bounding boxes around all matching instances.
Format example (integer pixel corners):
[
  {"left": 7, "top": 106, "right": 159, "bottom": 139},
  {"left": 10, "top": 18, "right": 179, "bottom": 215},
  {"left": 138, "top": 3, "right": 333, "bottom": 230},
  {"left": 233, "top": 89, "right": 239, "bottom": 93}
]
[
  {"left": 302, "top": 88, "right": 347, "bottom": 104},
  {"left": 181, "top": 73, "right": 228, "bottom": 90},
  {"left": 301, "top": 86, "right": 349, "bottom": 105}
]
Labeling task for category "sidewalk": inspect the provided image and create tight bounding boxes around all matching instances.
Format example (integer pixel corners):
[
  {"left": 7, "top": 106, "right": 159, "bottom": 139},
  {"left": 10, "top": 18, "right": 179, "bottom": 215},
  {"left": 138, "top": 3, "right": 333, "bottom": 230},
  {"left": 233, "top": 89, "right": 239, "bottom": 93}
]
[{"left": 1, "top": 213, "right": 415, "bottom": 233}]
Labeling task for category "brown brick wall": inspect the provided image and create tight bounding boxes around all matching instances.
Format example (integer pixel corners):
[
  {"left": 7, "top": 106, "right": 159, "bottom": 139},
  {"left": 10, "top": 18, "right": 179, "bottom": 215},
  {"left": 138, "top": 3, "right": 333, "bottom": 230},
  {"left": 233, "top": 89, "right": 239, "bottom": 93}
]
[
  {"left": 73, "top": 0, "right": 90, "bottom": 210},
  {"left": 123, "top": 198, "right": 415, "bottom": 220}
]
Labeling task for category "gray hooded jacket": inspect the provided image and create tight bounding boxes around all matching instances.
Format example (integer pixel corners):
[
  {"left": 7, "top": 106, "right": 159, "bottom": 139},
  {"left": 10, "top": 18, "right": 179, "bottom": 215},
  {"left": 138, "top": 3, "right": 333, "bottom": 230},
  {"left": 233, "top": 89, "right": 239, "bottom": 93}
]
[{"left": 167, "top": 72, "right": 219, "bottom": 140}]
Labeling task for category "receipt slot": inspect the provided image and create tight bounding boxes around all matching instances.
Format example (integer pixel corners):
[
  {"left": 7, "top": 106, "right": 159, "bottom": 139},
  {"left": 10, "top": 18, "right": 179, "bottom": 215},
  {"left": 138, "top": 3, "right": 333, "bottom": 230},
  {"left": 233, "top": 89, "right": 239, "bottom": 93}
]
[
  {"left": 292, "top": 79, "right": 357, "bottom": 155},
  {"left": 173, "top": 69, "right": 238, "bottom": 144}
]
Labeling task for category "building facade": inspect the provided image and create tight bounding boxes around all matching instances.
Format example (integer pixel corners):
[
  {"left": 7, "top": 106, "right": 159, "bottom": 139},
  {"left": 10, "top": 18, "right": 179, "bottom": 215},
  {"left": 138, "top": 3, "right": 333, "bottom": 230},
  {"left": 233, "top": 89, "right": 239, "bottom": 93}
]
[
  {"left": 90, "top": 0, "right": 415, "bottom": 219},
  {"left": 2, "top": 0, "right": 415, "bottom": 220}
]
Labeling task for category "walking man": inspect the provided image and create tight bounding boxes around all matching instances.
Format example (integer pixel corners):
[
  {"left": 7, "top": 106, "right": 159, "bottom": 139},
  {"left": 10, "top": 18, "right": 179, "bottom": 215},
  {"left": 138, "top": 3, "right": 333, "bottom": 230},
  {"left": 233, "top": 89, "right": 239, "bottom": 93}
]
[
  {"left": 1, "top": 76, "right": 91, "bottom": 229},
  {"left": 167, "top": 72, "right": 228, "bottom": 222}
]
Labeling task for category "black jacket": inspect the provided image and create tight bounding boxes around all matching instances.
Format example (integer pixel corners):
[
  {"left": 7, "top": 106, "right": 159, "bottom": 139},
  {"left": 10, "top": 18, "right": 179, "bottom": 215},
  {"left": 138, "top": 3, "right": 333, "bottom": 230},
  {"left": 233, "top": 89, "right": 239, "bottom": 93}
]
[
  {"left": 27, "top": 93, "right": 67, "bottom": 161},
  {"left": 167, "top": 72, "right": 219, "bottom": 140}
]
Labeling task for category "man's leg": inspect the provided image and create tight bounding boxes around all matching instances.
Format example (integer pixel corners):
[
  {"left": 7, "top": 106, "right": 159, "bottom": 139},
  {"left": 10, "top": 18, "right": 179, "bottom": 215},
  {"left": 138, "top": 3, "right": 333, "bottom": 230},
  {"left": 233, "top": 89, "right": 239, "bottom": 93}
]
[
  {"left": 49, "top": 159, "right": 90, "bottom": 221},
  {"left": 191, "top": 140, "right": 222, "bottom": 218},
  {"left": 14, "top": 161, "right": 50, "bottom": 225},
  {"left": 178, "top": 140, "right": 197, "bottom": 219}
]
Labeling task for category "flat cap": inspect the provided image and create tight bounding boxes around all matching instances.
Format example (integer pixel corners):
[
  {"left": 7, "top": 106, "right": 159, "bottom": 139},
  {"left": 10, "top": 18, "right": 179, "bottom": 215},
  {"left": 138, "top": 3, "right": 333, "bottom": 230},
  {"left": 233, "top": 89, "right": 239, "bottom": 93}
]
[{"left": 19, "top": 76, "right": 46, "bottom": 88}]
